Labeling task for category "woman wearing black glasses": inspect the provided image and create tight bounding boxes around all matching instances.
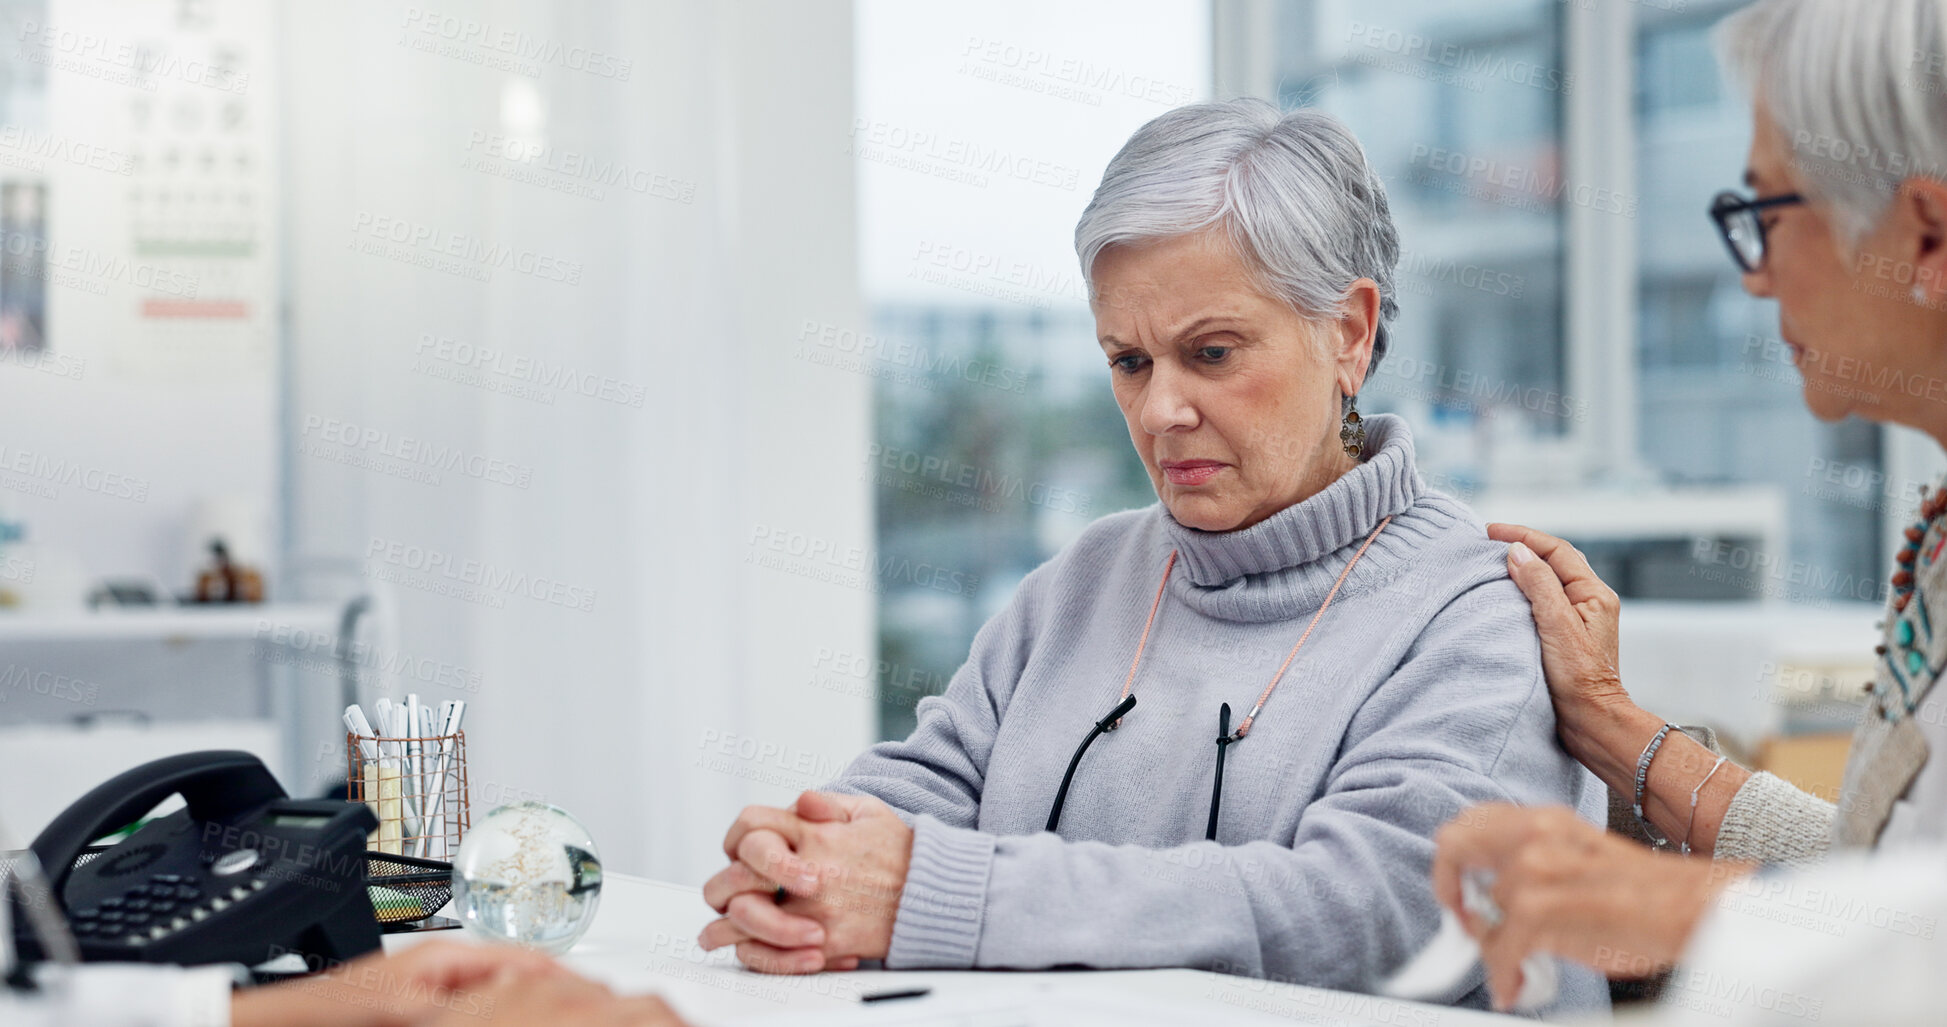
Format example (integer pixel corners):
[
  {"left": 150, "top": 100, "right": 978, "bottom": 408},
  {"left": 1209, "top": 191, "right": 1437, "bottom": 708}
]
[
  {"left": 696, "top": 98, "right": 1607, "bottom": 1013},
  {"left": 1435, "top": 0, "right": 1947, "bottom": 1018}
]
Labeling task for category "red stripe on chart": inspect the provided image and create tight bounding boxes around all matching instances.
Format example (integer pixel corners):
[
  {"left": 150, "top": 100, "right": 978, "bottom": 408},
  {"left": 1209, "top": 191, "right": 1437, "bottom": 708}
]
[{"left": 141, "top": 299, "right": 249, "bottom": 319}]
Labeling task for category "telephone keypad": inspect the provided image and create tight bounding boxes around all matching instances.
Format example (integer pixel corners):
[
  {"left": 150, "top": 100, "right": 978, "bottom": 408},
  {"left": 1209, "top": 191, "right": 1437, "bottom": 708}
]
[{"left": 79, "top": 869, "right": 268, "bottom": 942}]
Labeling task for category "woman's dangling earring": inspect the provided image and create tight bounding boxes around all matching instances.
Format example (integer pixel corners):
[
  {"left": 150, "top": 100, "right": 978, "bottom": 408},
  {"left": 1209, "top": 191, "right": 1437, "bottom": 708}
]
[{"left": 1340, "top": 396, "right": 1366, "bottom": 459}]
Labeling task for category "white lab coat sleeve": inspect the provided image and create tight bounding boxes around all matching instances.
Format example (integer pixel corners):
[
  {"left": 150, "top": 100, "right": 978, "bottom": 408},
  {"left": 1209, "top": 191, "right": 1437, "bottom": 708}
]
[
  {"left": 58, "top": 964, "right": 235, "bottom": 1027},
  {"left": 1648, "top": 842, "right": 1947, "bottom": 1027},
  {"left": 3, "top": 811, "right": 230, "bottom": 1025},
  {"left": 1, "top": 965, "right": 234, "bottom": 1027}
]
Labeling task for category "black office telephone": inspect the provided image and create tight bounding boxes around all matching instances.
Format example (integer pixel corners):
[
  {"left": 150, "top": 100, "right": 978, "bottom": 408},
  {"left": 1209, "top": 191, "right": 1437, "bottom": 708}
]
[{"left": 9, "top": 750, "right": 381, "bottom": 967}]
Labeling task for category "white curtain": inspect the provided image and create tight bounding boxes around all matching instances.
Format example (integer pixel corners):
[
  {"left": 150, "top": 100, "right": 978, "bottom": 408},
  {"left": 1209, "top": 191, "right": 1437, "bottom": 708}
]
[{"left": 279, "top": 0, "right": 874, "bottom": 883}]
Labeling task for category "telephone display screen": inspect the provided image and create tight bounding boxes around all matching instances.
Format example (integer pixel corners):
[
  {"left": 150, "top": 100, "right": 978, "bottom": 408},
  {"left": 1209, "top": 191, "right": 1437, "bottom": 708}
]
[{"left": 267, "top": 812, "right": 335, "bottom": 828}]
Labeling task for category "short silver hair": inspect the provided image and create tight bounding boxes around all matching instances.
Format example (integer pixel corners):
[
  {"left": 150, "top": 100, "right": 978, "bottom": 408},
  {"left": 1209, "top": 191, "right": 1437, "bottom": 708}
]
[
  {"left": 1074, "top": 98, "right": 1400, "bottom": 396},
  {"left": 1717, "top": 0, "right": 1947, "bottom": 243}
]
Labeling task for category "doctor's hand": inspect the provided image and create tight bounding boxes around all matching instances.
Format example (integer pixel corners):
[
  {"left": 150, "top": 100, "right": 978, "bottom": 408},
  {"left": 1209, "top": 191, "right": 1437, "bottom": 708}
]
[
  {"left": 698, "top": 790, "right": 914, "bottom": 974},
  {"left": 420, "top": 964, "right": 688, "bottom": 1027},
  {"left": 1486, "top": 523, "right": 1645, "bottom": 777},
  {"left": 1431, "top": 804, "right": 1749, "bottom": 1011},
  {"left": 231, "top": 939, "right": 689, "bottom": 1027}
]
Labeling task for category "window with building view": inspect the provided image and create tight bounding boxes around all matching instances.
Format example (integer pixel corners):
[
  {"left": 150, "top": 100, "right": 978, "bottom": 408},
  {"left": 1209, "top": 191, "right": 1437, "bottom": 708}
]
[
  {"left": 1268, "top": 0, "right": 1571, "bottom": 503},
  {"left": 855, "top": 1, "right": 1210, "bottom": 739},
  {"left": 1264, "top": 0, "right": 1884, "bottom": 607},
  {"left": 1632, "top": 3, "right": 1880, "bottom": 603}
]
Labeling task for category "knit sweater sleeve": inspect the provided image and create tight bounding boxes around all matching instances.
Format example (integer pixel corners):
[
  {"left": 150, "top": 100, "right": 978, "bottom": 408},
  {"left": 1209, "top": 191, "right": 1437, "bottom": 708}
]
[
  {"left": 858, "top": 581, "right": 1597, "bottom": 1003},
  {"left": 1714, "top": 771, "right": 1835, "bottom": 866}
]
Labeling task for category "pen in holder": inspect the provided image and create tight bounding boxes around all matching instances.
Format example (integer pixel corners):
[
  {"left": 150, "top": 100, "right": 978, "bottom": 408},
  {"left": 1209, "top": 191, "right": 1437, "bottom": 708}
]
[{"left": 346, "top": 730, "right": 470, "bottom": 861}]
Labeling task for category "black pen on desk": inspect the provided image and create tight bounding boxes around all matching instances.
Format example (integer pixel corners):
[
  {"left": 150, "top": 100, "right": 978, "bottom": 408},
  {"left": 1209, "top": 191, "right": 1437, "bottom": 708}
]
[{"left": 860, "top": 986, "right": 932, "bottom": 1003}]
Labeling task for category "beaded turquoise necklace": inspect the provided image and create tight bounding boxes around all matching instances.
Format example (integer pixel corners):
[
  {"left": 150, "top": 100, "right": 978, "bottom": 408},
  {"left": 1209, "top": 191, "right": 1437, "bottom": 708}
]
[
  {"left": 1891, "top": 483, "right": 1947, "bottom": 613},
  {"left": 1877, "top": 481, "right": 1947, "bottom": 719}
]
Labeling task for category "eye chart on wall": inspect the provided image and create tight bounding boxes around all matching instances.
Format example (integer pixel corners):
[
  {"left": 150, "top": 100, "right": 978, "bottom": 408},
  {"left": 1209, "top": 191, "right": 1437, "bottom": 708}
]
[
  {"left": 0, "top": 0, "right": 280, "bottom": 591},
  {"left": 24, "top": 0, "right": 274, "bottom": 381}
]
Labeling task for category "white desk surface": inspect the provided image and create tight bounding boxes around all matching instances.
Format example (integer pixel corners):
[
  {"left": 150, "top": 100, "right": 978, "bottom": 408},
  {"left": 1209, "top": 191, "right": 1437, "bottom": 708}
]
[{"left": 390, "top": 872, "right": 1517, "bottom": 1027}]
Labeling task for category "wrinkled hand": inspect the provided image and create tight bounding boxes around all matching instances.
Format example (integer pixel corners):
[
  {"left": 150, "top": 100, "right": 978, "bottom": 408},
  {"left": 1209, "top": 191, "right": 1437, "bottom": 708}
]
[
  {"left": 1487, "top": 523, "right": 1632, "bottom": 751},
  {"left": 231, "top": 940, "right": 687, "bottom": 1027},
  {"left": 1432, "top": 804, "right": 1746, "bottom": 1011},
  {"left": 697, "top": 792, "right": 912, "bottom": 972},
  {"left": 697, "top": 791, "right": 913, "bottom": 974}
]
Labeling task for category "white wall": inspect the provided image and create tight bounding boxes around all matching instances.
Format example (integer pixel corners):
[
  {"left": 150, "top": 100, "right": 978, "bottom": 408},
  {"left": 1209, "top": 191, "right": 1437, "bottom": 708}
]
[
  {"left": 0, "top": 0, "right": 278, "bottom": 599},
  {"left": 278, "top": 0, "right": 874, "bottom": 883}
]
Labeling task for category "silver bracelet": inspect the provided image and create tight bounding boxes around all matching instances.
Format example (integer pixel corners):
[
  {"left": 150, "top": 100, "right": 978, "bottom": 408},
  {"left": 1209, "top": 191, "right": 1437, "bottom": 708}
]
[
  {"left": 1633, "top": 723, "right": 1678, "bottom": 848},
  {"left": 1683, "top": 755, "right": 1730, "bottom": 855}
]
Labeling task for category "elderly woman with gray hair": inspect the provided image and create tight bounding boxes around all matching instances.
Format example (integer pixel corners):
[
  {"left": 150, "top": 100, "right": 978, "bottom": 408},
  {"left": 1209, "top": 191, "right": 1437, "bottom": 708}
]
[
  {"left": 693, "top": 98, "right": 1606, "bottom": 1013},
  {"left": 1433, "top": 0, "right": 1947, "bottom": 1021}
]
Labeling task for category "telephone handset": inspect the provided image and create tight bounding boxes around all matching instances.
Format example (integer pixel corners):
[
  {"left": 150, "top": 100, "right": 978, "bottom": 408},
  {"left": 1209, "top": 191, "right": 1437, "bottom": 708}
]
[{"left": 11, "top": 750, "right": 381, "bottom": 967}]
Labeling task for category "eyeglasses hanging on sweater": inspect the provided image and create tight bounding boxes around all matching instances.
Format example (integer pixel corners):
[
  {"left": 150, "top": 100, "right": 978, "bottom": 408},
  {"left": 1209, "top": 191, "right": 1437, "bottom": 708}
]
[{"left": 1045, "top": 517, "right": 1392, "bottom": 840}]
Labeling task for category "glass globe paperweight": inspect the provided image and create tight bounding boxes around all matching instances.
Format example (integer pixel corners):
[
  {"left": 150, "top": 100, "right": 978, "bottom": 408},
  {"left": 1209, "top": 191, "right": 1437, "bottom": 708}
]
[{"left": 451, "top": 802, "right": 603, "bottom": 954}]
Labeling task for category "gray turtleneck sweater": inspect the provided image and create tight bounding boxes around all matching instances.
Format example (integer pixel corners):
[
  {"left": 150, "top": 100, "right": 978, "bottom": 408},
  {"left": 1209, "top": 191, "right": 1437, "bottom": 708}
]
[{"left": 829, "top": 414, "right": 1607, "bottom": 1014}]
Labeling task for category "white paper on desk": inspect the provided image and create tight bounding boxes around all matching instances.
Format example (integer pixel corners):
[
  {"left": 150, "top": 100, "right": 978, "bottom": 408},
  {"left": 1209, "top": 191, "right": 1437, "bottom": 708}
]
[
  {"left": 1382, "top": 909, "right": 1557, "bottom": 1012},
  {"left": 722, "top": 986, "right": 1357, "bottom": 1027},
  {"left": 724, "top": 991, "right": 1038, "bottom": 1027}
]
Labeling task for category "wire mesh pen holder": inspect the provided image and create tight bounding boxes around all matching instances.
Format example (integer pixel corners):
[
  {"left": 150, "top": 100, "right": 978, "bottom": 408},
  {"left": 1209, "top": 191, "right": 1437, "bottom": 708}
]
[{"left": 346, "top": 730, "right": 470, "bottom": 862}]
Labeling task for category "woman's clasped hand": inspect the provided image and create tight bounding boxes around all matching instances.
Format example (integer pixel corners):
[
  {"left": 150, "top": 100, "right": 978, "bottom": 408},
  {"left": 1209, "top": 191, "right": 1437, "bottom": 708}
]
[{"left": 698, "top": 790, "right": 914, "bottom": 974}]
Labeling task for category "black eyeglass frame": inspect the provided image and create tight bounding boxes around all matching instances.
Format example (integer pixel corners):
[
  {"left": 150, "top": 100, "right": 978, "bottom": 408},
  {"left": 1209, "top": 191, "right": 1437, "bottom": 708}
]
[
  {"left": 1044, "top": 695, "right": 1241, "bottom": 842},
  {"left": 1709, "top": 190, "right": 1805, "bottom": 273}
]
